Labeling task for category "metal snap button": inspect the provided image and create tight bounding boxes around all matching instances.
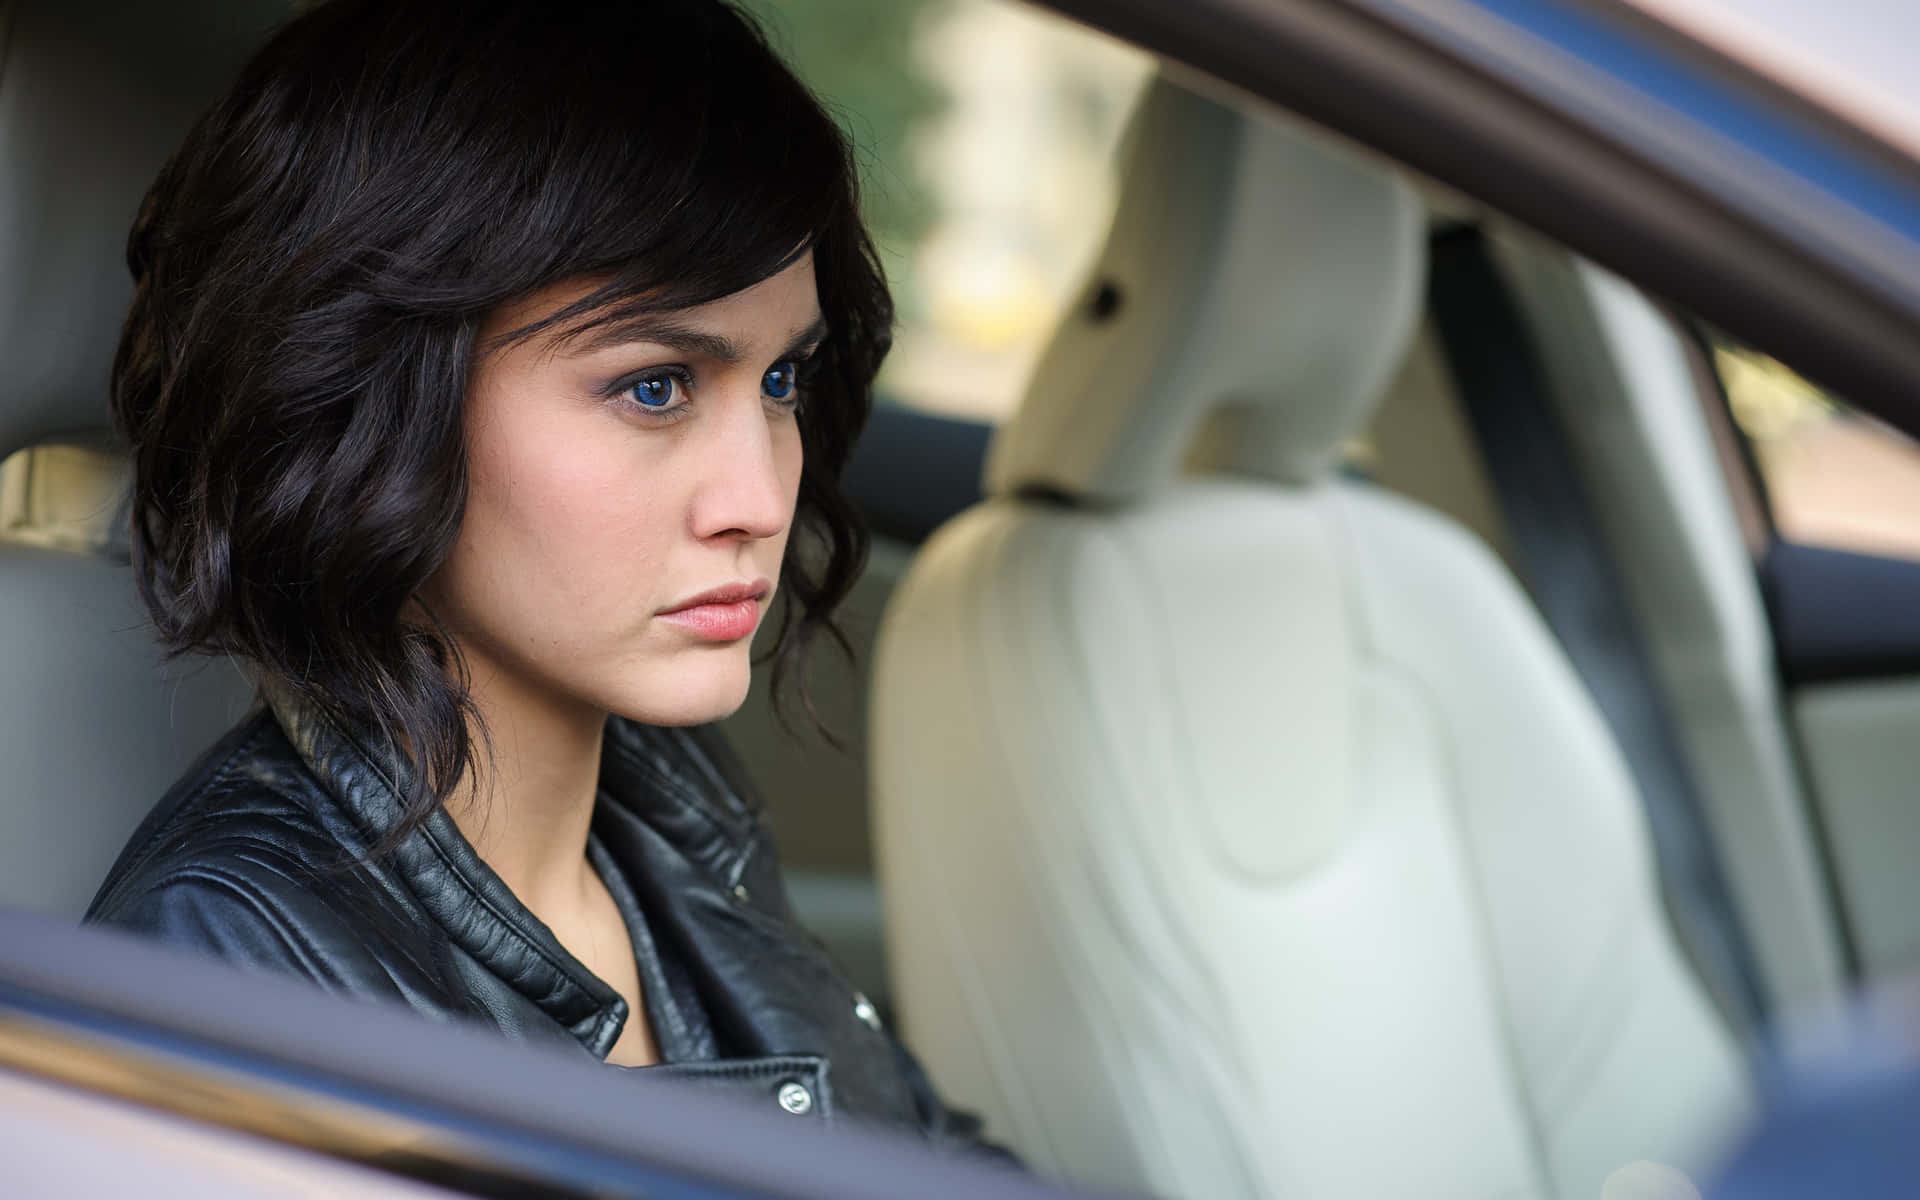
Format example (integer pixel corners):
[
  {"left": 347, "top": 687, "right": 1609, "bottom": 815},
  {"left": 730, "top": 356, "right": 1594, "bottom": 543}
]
[
  {"left": 732, "top": 883, "right": 750, "bottom": 902},
  {"left": 776, "top": 1080, "right": 814, "bottom": 1116},
  {"left": 853, "top": 993, "right": 882, "bottom": 1031}
]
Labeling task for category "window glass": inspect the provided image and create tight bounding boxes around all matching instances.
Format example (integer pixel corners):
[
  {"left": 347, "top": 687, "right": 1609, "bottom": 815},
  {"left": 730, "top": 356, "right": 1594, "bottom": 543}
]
[
  {"left": 740, "top": 0, "right": 1152, "bottom": 423},
  {"left": 1714, "top": 340, "right": 1920, "bottom": 560}
]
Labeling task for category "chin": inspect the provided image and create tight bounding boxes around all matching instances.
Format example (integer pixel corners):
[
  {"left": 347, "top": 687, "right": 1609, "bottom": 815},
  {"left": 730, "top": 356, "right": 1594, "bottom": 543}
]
[{"left": 607, "top": 649, "right": 754, "bottom": 727}]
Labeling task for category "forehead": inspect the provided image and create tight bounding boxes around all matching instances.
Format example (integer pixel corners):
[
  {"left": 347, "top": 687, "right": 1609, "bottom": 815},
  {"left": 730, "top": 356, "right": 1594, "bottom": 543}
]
[{"left": 483, "top": 253, "right": 821, "bottom": 354}]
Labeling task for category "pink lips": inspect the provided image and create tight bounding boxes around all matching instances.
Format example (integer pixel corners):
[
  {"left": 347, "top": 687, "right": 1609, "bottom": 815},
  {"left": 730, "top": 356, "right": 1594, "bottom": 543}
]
[{"left": 656, "top": 579, "right": 771, "bottom": 642}]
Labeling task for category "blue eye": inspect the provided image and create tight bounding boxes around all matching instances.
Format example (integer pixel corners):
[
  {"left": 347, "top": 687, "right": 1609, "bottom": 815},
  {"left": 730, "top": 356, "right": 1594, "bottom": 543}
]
[
  {"left": 762, "top": 361, "right": 798, "bottom": 401},
  {"left": 630, "top": 374, "right": 678, "bottom": 408}
]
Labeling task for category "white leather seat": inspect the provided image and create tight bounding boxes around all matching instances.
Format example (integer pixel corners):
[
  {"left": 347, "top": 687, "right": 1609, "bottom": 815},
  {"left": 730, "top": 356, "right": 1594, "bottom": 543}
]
[
  {"left": 871, "top": 77, "right": 1753, "bottom": 1199},
  {"left": 0, "top": 1, "right": 272, "bottom": 915}
]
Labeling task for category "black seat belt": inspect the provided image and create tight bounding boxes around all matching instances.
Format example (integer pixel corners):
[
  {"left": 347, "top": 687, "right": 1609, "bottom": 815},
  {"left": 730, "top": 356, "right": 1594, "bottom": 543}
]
[{"left": 1427, "top": 226, "right": 1769, "bottom": 1035}]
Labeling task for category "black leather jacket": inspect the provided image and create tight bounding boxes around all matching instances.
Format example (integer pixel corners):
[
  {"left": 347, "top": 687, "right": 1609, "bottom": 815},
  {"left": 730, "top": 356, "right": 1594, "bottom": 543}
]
[{"left": 87, "top": 688, "right": 991, "bottom": 1150}]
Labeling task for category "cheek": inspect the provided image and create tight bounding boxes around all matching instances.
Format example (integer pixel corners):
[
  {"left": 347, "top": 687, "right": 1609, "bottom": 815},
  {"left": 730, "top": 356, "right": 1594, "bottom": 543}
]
[
  {"left": 761, "top": 424, "right": 805, "bottom": 566},
  {"left": 779, "top": 425, "right": 804, "bottom": 506},
  {"left": 457, "top": 405, "right": 670, "bottom": 628}
]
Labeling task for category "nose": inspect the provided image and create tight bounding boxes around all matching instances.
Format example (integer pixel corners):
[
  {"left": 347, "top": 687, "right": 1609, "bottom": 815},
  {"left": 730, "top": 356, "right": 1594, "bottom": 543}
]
[{"left": 687, "top": 387, "right": 796, "bottom": 544}]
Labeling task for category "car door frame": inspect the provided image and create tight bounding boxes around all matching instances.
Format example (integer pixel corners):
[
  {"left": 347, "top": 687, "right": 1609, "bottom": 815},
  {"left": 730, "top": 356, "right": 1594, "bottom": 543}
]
[{"left": 1030, "top": 0, "right": 1920, "bottom": 429}]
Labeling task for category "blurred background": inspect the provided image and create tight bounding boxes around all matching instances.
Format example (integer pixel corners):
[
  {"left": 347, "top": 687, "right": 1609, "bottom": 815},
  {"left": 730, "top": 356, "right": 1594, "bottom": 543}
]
[
  {"left": 738, "top": 0, "right": 1150, "bottom": 422},
  {"left": 730, "top": 0, "right": 1920, "bottom": 566}
]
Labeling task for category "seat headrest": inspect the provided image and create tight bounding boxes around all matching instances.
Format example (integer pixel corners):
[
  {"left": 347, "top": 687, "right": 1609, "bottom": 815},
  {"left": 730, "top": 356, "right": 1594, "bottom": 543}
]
[
  {"left": 986, "top": 76, "right": 1425, "bottom": 502},
  {"left": 0, "top": 1, "right": 281, "bottom": 461}
]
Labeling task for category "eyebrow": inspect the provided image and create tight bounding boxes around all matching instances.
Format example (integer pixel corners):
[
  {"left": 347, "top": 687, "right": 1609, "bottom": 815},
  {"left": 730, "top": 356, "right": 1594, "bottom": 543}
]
[{"left": 569, "top": 313, "right": 830, "bottom": 363}]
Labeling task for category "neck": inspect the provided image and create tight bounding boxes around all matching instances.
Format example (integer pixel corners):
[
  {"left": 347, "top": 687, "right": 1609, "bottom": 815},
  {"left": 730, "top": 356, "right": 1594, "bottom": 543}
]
[{"left": 444, "top": 657, "right": 607, "bottom": 915}]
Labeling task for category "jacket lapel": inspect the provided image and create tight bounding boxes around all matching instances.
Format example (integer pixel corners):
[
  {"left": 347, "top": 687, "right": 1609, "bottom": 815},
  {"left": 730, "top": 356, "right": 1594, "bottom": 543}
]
[
  {"left": 596, "top": 718, "right": 920, "bottom": 1127},
  {"left": 265, "top": 682, "right": 627, "bottom": 1055}
]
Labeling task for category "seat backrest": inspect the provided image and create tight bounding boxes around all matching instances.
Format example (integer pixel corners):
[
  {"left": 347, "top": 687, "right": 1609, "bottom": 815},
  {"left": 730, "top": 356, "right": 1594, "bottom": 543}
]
[
  {"left": 0, "top": 1, "right": 276, "bottom": 915},
  {"left": 871, "top": 76, "right": 1752, "bottom": 1199}
]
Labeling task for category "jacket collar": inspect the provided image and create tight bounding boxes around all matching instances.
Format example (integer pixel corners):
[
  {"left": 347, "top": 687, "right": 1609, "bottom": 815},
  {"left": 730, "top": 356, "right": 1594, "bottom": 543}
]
[
  {"left": 261, "top": 682, "right": 757, "bottom": 1056},
  {"left": 260, "top": 684, "right": 904, "bottom": 1123}
]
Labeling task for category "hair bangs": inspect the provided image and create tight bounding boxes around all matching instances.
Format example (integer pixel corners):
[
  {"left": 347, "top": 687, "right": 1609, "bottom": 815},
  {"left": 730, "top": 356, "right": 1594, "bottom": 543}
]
[{"left": 448, "top": 1, "right": 851, "bottom": 337}]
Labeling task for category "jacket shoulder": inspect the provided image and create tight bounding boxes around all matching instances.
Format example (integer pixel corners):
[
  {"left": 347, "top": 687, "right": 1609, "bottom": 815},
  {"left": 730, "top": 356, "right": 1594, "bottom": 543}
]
[
  {"left": 93, "top": 848, "right": 358, "bottom": 985},
  {"left": 86, "top": 714, "right": 437, "bottom": 1002}
]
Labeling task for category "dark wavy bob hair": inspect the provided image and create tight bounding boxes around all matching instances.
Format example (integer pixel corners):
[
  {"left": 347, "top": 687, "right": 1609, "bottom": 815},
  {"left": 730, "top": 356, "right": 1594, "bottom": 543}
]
[{"left": 113, "top": 0, "right": 884, "bottom": 838}]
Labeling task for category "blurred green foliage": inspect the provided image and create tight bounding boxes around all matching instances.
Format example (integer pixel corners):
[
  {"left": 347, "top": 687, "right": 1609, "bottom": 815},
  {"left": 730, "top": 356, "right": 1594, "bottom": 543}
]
[{"left": 734, "top": 0, "right": 948, "bottom": 289}]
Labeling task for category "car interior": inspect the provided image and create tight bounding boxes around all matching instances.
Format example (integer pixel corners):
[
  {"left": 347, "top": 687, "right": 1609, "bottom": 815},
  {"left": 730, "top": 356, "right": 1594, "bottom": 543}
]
[{"left": 7, "top": 0, "right": 1920, "bottom": 1198}]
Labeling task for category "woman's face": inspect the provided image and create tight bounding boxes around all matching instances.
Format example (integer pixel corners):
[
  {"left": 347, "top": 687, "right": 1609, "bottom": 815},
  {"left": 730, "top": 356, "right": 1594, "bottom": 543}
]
[{"left": 425, "top": 254, "right": 819, "bottom": 728}]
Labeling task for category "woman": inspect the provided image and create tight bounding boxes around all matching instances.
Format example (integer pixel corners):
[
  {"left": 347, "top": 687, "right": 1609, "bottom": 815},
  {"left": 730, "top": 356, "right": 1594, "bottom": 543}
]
[{"left": 87, "top": 0, "right": 991, "bottom": 1148}]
